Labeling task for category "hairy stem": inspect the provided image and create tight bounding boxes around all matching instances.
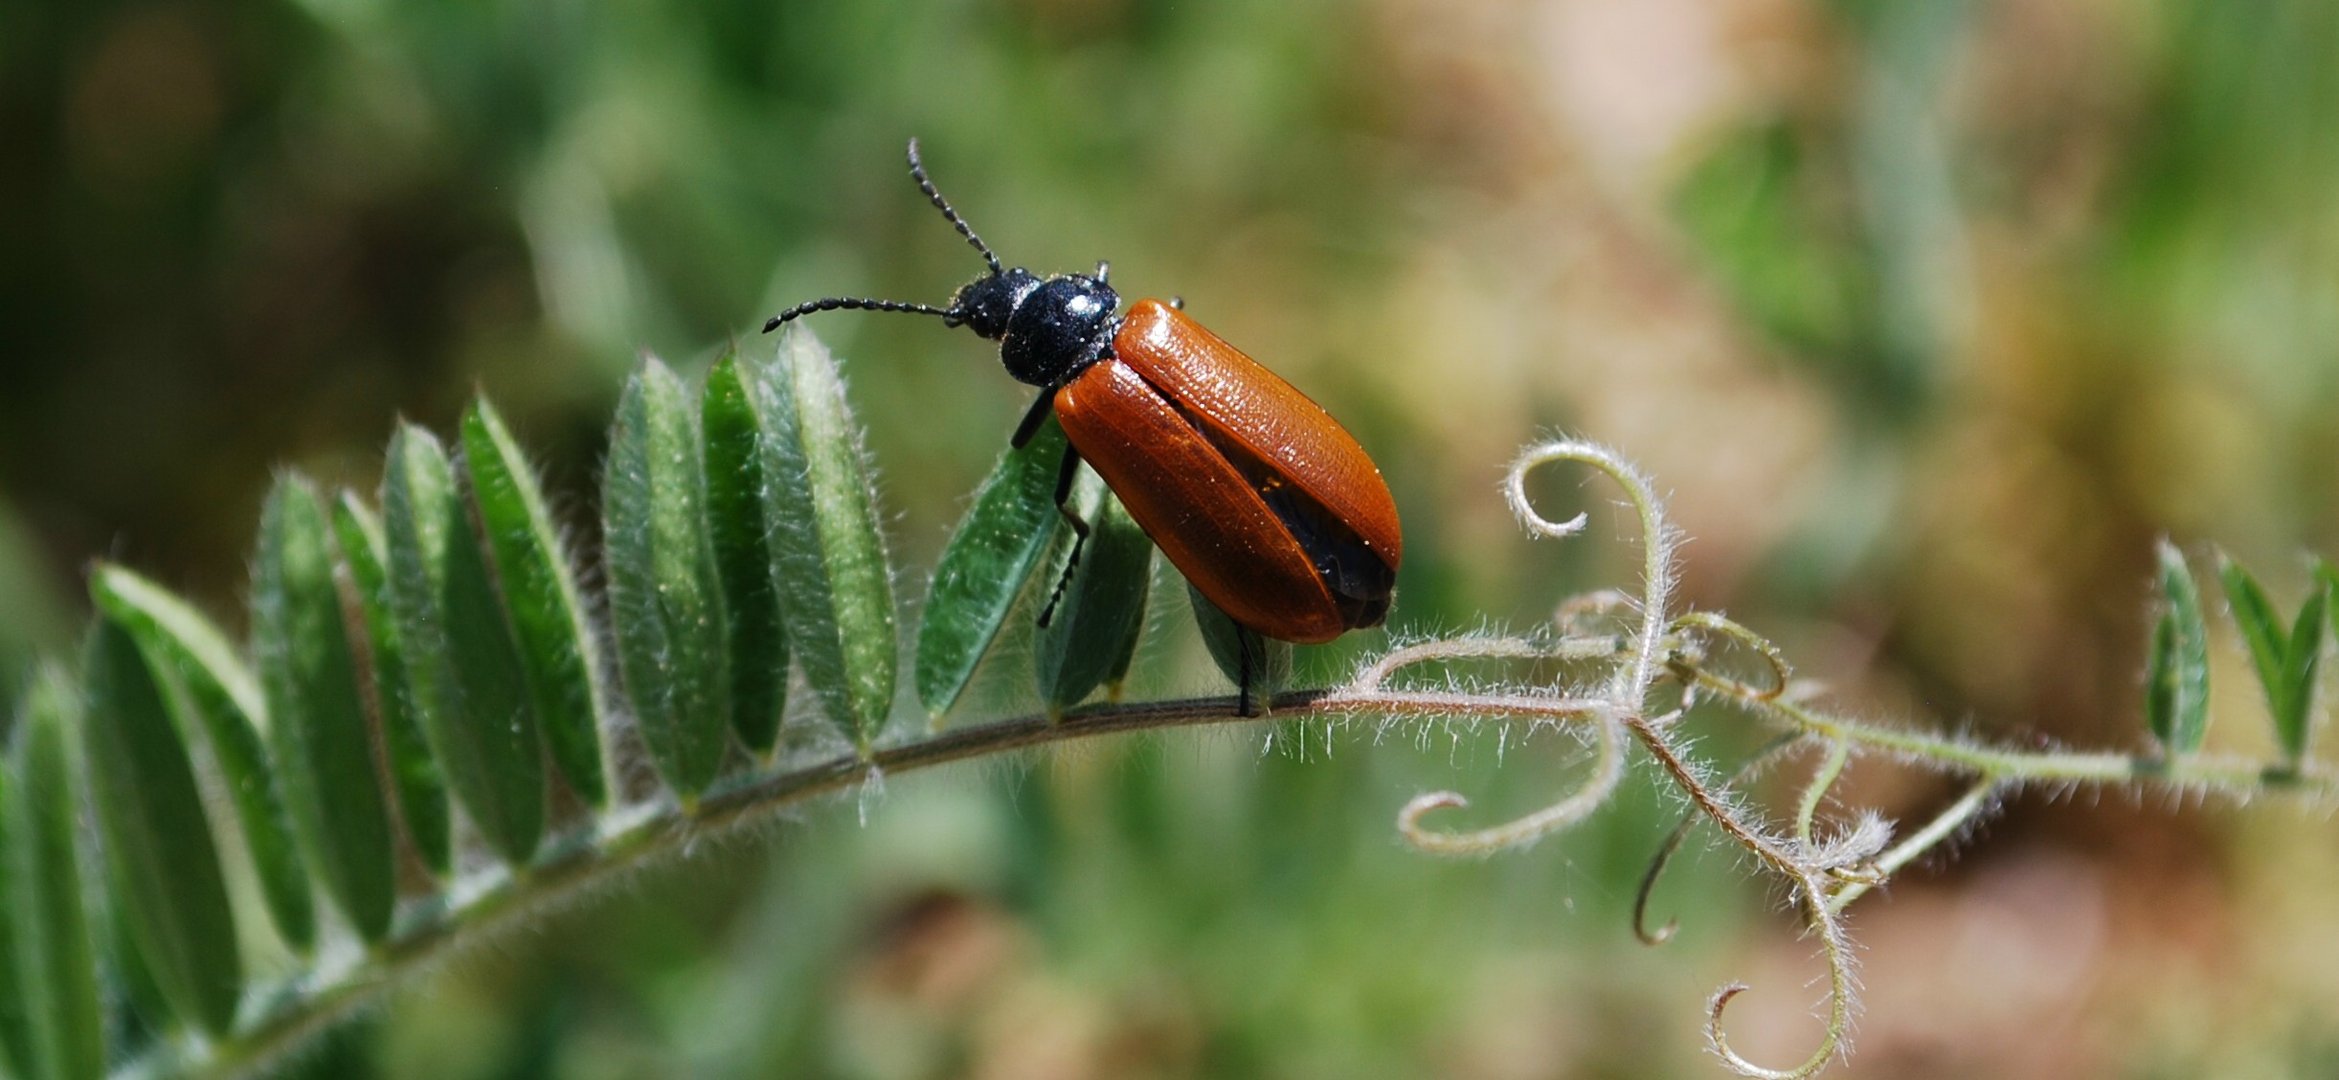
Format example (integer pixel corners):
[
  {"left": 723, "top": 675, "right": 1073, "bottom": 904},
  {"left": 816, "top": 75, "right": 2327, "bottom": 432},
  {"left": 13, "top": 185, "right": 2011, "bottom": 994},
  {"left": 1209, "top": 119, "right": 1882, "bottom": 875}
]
[{"left": 177, "top": 687, "right": 1610, "bottom": 1078}]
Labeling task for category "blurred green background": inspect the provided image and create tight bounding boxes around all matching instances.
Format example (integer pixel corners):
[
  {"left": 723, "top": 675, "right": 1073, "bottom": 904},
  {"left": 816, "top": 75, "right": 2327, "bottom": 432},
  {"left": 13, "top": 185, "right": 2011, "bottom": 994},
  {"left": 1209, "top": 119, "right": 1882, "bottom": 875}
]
[{"left": 8, "top": 0, "right": 2339, "bottom": 1076}]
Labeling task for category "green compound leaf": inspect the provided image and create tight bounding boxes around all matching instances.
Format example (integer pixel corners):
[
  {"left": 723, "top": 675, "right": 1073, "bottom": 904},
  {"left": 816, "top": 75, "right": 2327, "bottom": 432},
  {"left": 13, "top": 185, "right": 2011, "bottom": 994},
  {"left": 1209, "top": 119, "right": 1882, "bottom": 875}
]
[
  {"left": 462, "top": 398, "right": 610, "bottom": 807},
  {"left": 1033, "top": 476, "right": 1153, "bottom": 719},
  {"left": 81, "top": 619, "right": 243, "bottom": 1037},
  {"left": 702, "top": 350, "right": 789, "bottom": 755},
  {"left": 916, "top": 419, "right": 1070, "bottom": 723},
  {"left": 253, "top": 475, "right": 397, "bottom": 943},
  {"left": 334, "top": 492, "right": 453, "bottom": 876},
  {"left": 384, "top": 424, "right": 545, "bottom": 867},
  {"left": 9, "top": 669, "right": 104, "bottom": 1080},
  {"left": 87, "top": 565, "right": 316, "bottom": 952},
  {"left": 1188, "top": 581, "right": 1292, "bottom": 706},
  {"left": 750, "top": 328, "right": 898, "bottom": 754},
  {"left": 605, "top": 359, "right": 733, "bottom": 800},
  {"left": 2146, "top": 540, "right": 2210, "bottom": 755}
]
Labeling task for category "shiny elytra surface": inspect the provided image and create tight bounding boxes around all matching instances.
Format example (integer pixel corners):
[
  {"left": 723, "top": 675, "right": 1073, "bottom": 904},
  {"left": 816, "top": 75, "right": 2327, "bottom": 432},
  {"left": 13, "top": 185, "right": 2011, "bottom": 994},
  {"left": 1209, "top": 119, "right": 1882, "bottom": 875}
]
[{"left": 1052, "top": 300, "right": 1400, "bottom": 643}]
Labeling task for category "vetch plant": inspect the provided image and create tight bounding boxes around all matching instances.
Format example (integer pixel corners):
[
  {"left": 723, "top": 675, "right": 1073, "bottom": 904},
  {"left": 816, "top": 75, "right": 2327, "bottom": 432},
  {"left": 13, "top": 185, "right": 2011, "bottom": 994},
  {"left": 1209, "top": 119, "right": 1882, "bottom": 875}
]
[{"left": 0, "top": 326, "right": 2329, "bottom": 1079}]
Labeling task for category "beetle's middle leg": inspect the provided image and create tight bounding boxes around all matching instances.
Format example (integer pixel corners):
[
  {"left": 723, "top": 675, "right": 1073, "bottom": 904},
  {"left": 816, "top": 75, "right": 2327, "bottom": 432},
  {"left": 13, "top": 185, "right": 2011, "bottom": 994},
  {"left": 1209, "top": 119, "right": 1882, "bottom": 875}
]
[{"left": 1035, "top": 447, "right": 1091, "bottom": 630}]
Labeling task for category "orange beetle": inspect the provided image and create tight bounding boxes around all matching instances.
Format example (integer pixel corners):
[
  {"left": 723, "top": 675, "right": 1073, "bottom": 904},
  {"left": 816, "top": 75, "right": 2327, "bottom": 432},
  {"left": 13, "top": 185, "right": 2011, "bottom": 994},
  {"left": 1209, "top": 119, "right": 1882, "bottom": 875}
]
[{"left": 766, "top": 140, "right": 1400, "bottom": 699}]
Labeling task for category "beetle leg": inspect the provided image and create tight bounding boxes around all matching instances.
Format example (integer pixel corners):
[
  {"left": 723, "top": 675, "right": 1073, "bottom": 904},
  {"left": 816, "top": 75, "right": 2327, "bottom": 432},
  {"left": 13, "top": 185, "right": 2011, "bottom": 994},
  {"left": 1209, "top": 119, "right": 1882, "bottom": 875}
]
[
  {"left": 1168, "top": 296, "right": 1184, "bottom": 311},
  {"left": 1010, "top": 392, "right": 1057, "bottom": 449},
  {"left": 1235, "top": 627, "right": 1258, "bottom": 716},
  {"left": 1035, "top": 447, "right": 1092, "bottom": 630}
]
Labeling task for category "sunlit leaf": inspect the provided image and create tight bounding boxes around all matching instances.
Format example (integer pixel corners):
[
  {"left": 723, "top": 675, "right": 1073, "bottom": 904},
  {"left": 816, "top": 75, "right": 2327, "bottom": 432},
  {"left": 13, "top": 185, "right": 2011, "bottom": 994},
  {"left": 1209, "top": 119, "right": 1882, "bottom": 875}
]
[
  {"left": 702, "top": 350, "right": 789, "bottom": 755},
  {"left": 462, "top": 398, "right": 610, "bottom": 806},
  {"left": 2147, "top": 541, "right": 2210, "bottom": 755},
  {"left": 916, "top": 420, "right": 1069, "bottom": 723},
  {"left": 750, "top": 328, "right": 897, "bottom": 752},
  {"left": 1034, "top": 477, "right": 1153, "bottom": 719},
  {"left": 2217, "top": 555, "right": 2325, "bottom": 762},
  {"left": 384, "top": 424, "right": 545, "bottom": 866},
  {"left": 0, "top": 725, "right": 31, "bottom": 1080},
  {"left": 606, "top": 359, "right": 733, "bottom": 799},
  {"left": 2278, "top": 582, "right": 2327, "bottom": 762},
  {"left": 88, "top": 565, "right": 316, "bottom": 951},
  {"left": 253, "top": 474, "right": 397, "bottom": 942},
  {"left": 334, "top": 492, "right": 453, "bottom": 876},
  {"left": 81, "top": 620, "right": 243, "bottom": 1036},
  {"left": 8, "top": 668, "right": 103, "bottom": 1080},
  {"left": 2218, "top": 555, "right": 2285, "bottom": 705}
]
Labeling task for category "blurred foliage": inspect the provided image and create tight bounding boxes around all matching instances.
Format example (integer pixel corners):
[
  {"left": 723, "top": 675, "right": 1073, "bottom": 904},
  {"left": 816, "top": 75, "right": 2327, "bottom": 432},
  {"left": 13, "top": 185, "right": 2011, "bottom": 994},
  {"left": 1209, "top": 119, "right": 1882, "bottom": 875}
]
[{"left": 9, "top": 0, "right": 2339, "bottom": 1075}]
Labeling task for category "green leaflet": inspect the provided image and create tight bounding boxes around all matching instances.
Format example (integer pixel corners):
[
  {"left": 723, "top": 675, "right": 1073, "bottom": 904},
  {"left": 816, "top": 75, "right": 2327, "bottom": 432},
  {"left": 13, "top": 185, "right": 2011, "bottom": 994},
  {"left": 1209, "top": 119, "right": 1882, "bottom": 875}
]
[
  {"left": 750, "top": 329, "right": 898, "bottom": 753},
  {"left": 87, "top": 565, "right": 316, "bottom": 952},
  {"left": 334, "top": 492, "right": 454, "bottom": 876},
  {"left": 605, "top": 359, "right": 734, "bottom": 799},
  {"left": 1101, "top": 571, "right": 1149, "bottom": 700},
  {"left": 1033, "top": 475, "right": 1154, "bottom": 719},
  {"left": 916, "top": 420, "right": 1070, "bottom": 723},
  {"left": 0, "top": 718, "right": 30, "bottom": 1080},
  {"left": 703, "top": 350, "right": 790, "bottom": 755},
  {"left": 384, "top": 424, "right": 546, "bottom": 866},
  {"left": 462, "top": 398, "right": 610, "bottom": 806},
  {"left": 1188, "top": 582, "right": 1293, "bottom": 708},
  {"left": 2219, "top": 555, "right": 2325, "bottom": 763},
  {"left": 8, "top": 669, "right": 104, "bottom": 1080},
  {"left": 80, "top": 620, "right": 244, "bottom": 1036},
  {"left": 2146, "top": 541, "right": 2210, "bottom": 755},
  {"left": 103, "top": 857, "right": 173, "bottom": 1039},
  {"left": 2279, "top": 590, "right": 2326, "bottom": 762},
  {"left": 252, "top": 474, "right": 397, "bottom": 942},
  {"left": 2220, "top": 557, "right": 2286, "bottom": 708}
]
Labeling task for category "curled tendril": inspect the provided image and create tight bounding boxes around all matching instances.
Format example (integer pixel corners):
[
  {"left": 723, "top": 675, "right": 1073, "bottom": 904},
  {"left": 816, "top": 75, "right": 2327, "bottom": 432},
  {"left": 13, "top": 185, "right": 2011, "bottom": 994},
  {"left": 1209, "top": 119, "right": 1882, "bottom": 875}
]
[
  {"left": 1636, "top": 734, "right": 1804, "bottom": 946},
  {"left": 1501, "top": 450, "right": 1592, "bottom": 541},
  {"left": 1409, "top": 439, "right": 1867, "bottom": 1076},
  {"left": 1705, "top": 875, "right": 1854, "bottom": 1080},
  {"left": 1399, "top": 715, "right": 1628, "bottom": 856},
  {"left": 1501, "top": 440, "right": 1678, "bottom": 708},
  {"left": 1671, "top": 612, "right": 1794, "bottom": 702}
]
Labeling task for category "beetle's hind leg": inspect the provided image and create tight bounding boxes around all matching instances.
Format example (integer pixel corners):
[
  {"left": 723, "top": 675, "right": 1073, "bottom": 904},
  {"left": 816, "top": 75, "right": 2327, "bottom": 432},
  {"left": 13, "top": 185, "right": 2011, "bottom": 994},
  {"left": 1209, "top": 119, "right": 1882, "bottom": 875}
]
[
  {"left": 1035, "top": 447, "right": 1091, "bottom": 630},
  {"left": 1234, "top": 627, "right": 1261, "bottom": 717}
]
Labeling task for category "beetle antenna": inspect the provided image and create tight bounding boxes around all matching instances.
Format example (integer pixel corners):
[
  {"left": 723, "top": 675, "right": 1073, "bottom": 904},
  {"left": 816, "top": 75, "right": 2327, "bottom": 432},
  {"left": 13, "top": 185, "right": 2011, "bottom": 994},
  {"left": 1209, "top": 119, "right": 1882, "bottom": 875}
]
[
  {"left": 763, "top": 296, "right": 959, "bottom": 333},
  {"left": 906, "top": 137, "right": 1003, "bottom": 275}
]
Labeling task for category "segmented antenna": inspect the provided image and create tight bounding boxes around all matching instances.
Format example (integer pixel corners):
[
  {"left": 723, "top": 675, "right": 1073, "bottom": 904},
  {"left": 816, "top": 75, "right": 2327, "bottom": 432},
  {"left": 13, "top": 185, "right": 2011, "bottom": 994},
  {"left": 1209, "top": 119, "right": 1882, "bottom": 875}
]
[
  {"left": 763, "top": 296, "right": 957, "bottom": 333},
  {"left": 906, "top": 137, "right": 1002, "bottom": 274}
]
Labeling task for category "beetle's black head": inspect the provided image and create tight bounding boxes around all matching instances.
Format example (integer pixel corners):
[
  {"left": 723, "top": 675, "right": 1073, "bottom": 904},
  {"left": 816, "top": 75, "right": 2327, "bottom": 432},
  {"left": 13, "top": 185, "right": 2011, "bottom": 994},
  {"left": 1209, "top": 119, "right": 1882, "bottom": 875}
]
[
  {"left": 759, "top": 139, "right": 1120, "bottom": 387},
  {"left": 947, "top": 267, "right": 1040, "bottom": 340}
]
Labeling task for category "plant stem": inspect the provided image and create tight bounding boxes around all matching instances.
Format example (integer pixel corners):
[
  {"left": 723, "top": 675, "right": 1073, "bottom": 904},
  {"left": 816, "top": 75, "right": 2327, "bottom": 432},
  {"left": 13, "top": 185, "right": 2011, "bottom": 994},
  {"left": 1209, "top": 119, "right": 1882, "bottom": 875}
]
[{"left": 179, "top": 686, "right": 1601, "bottom": 1078}]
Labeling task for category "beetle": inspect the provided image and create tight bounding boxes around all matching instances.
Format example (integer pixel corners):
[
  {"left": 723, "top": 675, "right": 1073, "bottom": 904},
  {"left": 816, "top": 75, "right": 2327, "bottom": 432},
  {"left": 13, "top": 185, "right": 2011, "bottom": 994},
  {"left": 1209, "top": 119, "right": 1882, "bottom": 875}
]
[{"left": 765, "top": 139, "right": 1400, "bottom": 711}]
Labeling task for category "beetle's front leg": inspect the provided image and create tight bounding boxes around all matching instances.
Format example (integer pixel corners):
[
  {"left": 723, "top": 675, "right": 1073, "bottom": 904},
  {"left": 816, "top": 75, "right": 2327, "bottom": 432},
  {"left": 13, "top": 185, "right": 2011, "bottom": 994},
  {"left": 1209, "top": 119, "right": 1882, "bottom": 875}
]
[{"left": 1011, "top": 391, "right": 1057, "bottom": 449}]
